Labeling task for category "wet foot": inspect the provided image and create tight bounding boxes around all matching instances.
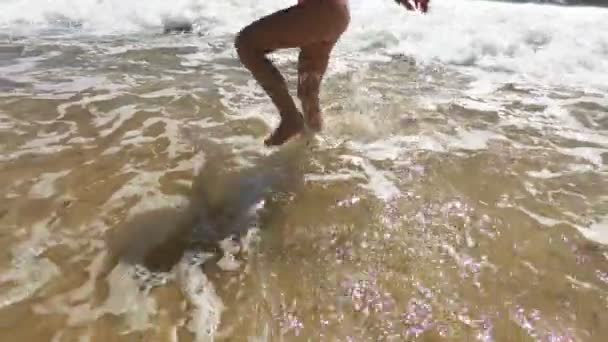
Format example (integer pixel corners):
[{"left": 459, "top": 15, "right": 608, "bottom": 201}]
[
  {"left": 305, "top": 111, "right": 323, "bottom": 132},
  {"left": 264, "top": 114, "right": 305, "bottom": 146}
]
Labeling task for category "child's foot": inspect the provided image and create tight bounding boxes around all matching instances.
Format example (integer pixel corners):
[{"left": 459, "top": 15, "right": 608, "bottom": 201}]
[
  {"left": 264, "top": 114, "right": 305, "bottom": 146},
  {"left": 305, "top": 111, "right": 323, "bottom": 132}
]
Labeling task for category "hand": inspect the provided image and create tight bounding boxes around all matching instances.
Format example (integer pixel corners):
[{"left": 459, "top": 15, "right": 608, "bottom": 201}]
[{"left": 394, "top": 0, "right": 429, "bottom": 13}]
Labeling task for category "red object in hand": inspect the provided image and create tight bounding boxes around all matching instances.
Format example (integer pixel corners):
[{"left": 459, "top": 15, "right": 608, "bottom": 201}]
[{"left": 396, "top": 0, "right": 430, "bottom": 13}]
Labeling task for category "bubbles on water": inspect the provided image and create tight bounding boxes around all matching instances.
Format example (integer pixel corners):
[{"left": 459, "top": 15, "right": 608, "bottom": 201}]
[
  {"left": 217, "top": 237, "right": 242, "bottom": 272},
  {"left": 177, "top": 252, "right": 224, "bottom": 342},
  {"left": 340, "top": 275, "right": 396, "bottom": 316},
  {"left": 340, "top": 155, "right": 401, "bottom": 202},
  {"left": 402, "top": 298, "right": 435, "bottom": 338},
  {"left": 0, "top": 256, "right": 60, "bottom": 310},
  {"left": 28, "top": 170, "right": 70, "bottom": 199},
  {"left": 277, "top": 306, "right": 304, "bottom": 337}
]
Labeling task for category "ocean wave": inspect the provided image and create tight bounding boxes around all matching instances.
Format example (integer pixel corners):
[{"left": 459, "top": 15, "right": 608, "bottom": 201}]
[{"left": 1, "top": 0, "right": 607, "bottom": 90}]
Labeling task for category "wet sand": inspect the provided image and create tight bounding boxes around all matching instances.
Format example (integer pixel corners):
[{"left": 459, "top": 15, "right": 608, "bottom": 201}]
[{"left": 0, "top": 31, "right": 607, "bottom": 341}]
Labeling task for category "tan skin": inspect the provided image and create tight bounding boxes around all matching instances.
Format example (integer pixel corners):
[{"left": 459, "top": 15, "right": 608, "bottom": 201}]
[{"left": 235, "top": 0, "right": 430, "bottom": 146}]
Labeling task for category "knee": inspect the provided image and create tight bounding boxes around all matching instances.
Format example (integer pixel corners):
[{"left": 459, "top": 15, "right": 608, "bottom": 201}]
[
  {"left": 235, "top": 27, "right": 257, "bottom": 63},
  {"left": 234, "top": 30, "right": 247, "bottom": 60}
]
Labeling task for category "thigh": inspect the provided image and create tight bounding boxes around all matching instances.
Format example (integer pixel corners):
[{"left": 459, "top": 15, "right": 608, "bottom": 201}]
[{"left": 237, "top": 1, "right": 348, "bottom": 52}]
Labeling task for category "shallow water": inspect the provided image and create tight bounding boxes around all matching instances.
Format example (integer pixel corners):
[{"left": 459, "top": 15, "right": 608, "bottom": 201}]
[{"left": 1, "top": 0, "right": 607, "bottom": 341}]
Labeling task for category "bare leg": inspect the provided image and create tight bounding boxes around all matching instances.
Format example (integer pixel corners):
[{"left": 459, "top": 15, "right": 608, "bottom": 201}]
[
  {"left": 235, "top": 1, "right": 349, "bottom": 146},
  {"left": 298, "top": 41, "right": 335, "bottom": 132}
]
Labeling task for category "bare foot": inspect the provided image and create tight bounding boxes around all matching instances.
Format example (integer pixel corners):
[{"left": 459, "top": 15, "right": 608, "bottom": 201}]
[
  {"left": 264, "top": 114, "right": 304, "bottom": 146},
  {"left": 305, "top": 110, "right": 323, "bottom": 132}
]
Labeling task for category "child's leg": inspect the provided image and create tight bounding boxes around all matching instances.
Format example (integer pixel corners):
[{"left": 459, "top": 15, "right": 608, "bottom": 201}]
[
  {"left": 298, "top": 41, "right": 335, "bottom": 132},
  {"left": 235, "top": 1, "right": 349, "bottom": 146}
]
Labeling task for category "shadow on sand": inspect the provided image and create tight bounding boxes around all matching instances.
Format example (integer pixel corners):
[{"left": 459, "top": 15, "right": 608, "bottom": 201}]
[{"left": 103, "top": 138, "right": 314, "bottom": 275}]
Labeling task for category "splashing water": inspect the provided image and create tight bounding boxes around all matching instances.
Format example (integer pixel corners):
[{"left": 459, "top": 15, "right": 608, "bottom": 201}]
[{"left": 0, "top": 0, "right": 607, "bottom": 341}]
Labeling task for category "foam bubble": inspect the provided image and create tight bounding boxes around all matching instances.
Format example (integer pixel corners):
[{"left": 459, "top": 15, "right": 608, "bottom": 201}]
[
  {"left": 565, "top": 275, "right": 598, "bottom": 290},
  {"left": 177, "top": 253, "right": 224, "bottom": 341},
  {"left": 518, "top": 206, "right": 563, "bottom": 227},
  {"left": 0, "top": 257, "right": 59, "bottom": 309},
  {"left": 342, "top": 155, "right": 401, "bottom": 201},
  {"left": 526, "top": 169, "right": 563, "bottom": 179},
  {"left": 105, "top": 168, "right": 189, "bottom": 217},
  {"left": 348, "top": 136, "right": 445, "bottom": 160},
  {"left": 0, "top": 121, "right": 80, "bottom": 162},
  {"left": 1, "top": 0, "right": 606, "bottom": 91},
  {"left": 557, "top": 146, "right": 607, "bottom": 167},
  {"left": 304, "top": 172, "right": 362, "bottom": 183},
  {"left": 0, "top": 113, "right": 16, "bottom": 130},
  {"left": 217, "top": 237, "right": 242, "bottom": 271},
  {"left": 0, "top": 220, "right": 60, "bottom": 309},
  {"left": 348, "top": 0, "right": 608, "bottom": 90},
  {"left": 97, "top": 104, "right": 138, "bottom": 137},
  {"left": 434, "top": 129, "right": 507, "bottom": 151},
  {"left": 28, "top": 170, "right": 70, "bottom": 199},
  {"left": 100, "top": 262, "right": 159, "bottom": 330},
  {"left": 576, "top": 216, "right": 608, "bottom": 245}
]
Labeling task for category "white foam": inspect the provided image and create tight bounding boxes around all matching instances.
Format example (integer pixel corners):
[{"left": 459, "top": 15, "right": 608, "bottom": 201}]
[
  {"left": 0, "top": 0, "right": 215, "bottom": 34},
  {"left": 348, "top": 128, "right": 506, "bottom": 158},
  {"left": 105, "top": 168, "right": 189, "bottom": 217},
  {"left": 66, "top": 136, "right": 95, "bottom": 145},
  {"left": 567, "top": 163, "right": 596, "bottom": 173},
  {"left": 216, "top": 253, "right": 241, "bottom": 272},
  {"left": 156, "top": 117, "right": 192, "bottom": 159},
  {"left": 565, "top": 275, "right": 598, "bottom": 290},
  {"left": 39, "top": 260, "right": 161, "bottom": 330},
  {"left": 526, "top": 169, "right": 563, "bottom": 179},
  {"left": 0, "top": 257, "right": 59, "bottom": 309},
  {"left": 557, "top": 146, "right": 607, "bottom": 167},
  {"left": 114, "top": 117, "right": 198, "bottom": 160},
  {"left": 349, "top": 138, "right": 408, "bottom": 161},
  {"left": 576, "top": 216, "right": 608, "bottom": 245},
  {"left": 351, "top": 0, "right": 608, "bottom": 90},
  {"left": 240, "top": 227, "right": 261, "bottom": 254},
  {"left": 140, "top": 87, "right": 187, "bottom": 99},
  {"left": 28, "top": 170, "right": 70, "bottom": 199},
  {"left": 518, "top": 206, "right": 563, "bottom": 227},
  {"left": 517, "top": 207, "right": 608, "bottom": 246},
  {"left": 348, "top": 135, "right": 445, "bottom": 159},
  {"left": 342, "top": 155, "right": 400, "bottom": 201},
  {"left": 527, "top": 163, "right": 602, "bottom": 180},
  {"left": 33, "top": 241, "right": 223, "bottom": 337},
  {"left": 101, "top": 146, "right": 122, "bottom": 156},
  {"left": 0, "top": 55, "right": 50, "bottom": 79},
  {"left": 217, "top": 237, "right": 242, "bottom": 272},
  {"left": 304, "top": 171, "right": 363, "bottom": 183},
  {"left": 0, "top": 121, "right": 81, "bottom": 162},
  {"left": 452, "top": 128, "right": 506, "bottom": 150},
  {"left": 177, "top": 253, "right": 224, "bottom": 341},
  {"left": 454, "top": 98, "right": 503, "bottom": 113},
  {"left": 100, "top": 262, "right": 158, "bottom": 330},
  {"left": 0, "top": 219, "right": 60, "bottom": 309},
  {"left": 0, "top": 112, "right": 16, "bottom": 130},
  {"left": 34, "top": 76, "right": 116, "bottom": 97},
  {"left": 1, "top": 0, "right": 606, "bottom": 91},
  {"left": 97, "top": 104, "right": 138, "bottom": 137},
  {"left": 68, "top": 251, "right": 108, "bottom": 303}
]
